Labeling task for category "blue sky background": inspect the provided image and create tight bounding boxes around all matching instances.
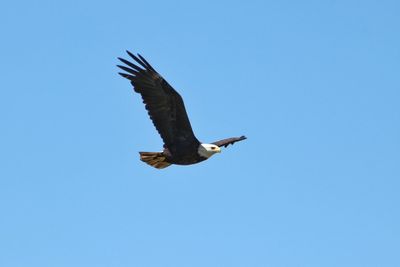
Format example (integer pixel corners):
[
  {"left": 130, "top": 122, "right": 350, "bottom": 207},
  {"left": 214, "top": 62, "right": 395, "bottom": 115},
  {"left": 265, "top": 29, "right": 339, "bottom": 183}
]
[{"left": 1, "top": 0, "right": 399, "bottom": 266}]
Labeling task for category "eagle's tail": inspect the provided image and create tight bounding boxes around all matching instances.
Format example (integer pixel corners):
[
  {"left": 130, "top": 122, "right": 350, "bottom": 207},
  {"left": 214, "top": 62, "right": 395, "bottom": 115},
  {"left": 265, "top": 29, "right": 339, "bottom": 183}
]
[{"left": 139, "top": 152, "right": 172, "bottom": 169}]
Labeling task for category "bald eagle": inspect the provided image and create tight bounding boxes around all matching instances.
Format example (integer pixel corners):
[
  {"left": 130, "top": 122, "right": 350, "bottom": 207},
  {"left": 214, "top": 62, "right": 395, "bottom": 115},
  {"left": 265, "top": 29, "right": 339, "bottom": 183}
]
[{"left": 117, "top": 51, "right": 246, "bottom": 169}]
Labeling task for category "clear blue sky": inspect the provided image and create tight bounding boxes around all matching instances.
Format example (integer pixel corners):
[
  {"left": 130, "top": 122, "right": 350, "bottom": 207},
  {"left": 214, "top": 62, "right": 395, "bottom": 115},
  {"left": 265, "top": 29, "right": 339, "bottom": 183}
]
[{"left": 1, "top": 1, "right": 399, "bottom": 266}]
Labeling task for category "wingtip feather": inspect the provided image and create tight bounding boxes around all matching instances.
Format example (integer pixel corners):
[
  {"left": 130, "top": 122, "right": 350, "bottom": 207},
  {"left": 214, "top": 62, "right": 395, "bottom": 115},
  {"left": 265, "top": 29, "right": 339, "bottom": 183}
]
[
  {"left": 117, "top": 65, "right": 138, "bottom": 75},
  {"left": 126, "top": 51, "right": 149, "bottom": 69},
  {"left": 118, "top": 72, "right": 135, "bottom": 80}
]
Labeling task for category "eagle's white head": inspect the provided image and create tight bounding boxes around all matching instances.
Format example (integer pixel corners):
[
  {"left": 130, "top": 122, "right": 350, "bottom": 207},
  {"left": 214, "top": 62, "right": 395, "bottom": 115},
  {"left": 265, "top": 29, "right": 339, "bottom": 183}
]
[{"left": 198, "top": 143, "right": 221, "bottom": 158}]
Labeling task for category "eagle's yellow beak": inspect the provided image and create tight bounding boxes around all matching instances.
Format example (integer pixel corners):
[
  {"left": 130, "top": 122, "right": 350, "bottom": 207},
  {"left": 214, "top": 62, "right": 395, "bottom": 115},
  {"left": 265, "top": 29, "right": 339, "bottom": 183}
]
[{"left": 216, "top": 147, "right": 221, "bottom": 153}]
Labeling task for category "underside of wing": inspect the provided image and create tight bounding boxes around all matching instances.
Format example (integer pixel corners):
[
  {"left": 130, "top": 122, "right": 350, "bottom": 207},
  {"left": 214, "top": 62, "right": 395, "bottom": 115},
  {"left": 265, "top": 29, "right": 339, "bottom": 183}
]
[
  {"left": 117, "top": 51, "right": 199, "bottom": 151},
  {"left": 212, "top": 136, "right": 247, "bottom": 148}
]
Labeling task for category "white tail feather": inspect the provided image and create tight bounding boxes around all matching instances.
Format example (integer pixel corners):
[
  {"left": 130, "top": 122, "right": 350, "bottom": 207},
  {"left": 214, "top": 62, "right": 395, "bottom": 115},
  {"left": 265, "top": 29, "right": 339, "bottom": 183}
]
[{"left": 139, "top": 152, "right": 171, "bottom": 169}]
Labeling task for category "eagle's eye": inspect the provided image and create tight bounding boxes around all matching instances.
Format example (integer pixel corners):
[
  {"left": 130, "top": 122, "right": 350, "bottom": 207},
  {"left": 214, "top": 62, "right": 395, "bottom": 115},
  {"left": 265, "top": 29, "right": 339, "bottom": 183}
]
[{"left": 211, "top": 147, "right": 216, "bottom": 150}]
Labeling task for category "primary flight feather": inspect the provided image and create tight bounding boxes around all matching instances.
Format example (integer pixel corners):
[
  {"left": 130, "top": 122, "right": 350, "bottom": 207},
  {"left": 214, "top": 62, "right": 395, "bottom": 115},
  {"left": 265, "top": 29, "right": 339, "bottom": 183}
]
[{"left": 117, "top": 51, "right": 246, "bottom": 169}]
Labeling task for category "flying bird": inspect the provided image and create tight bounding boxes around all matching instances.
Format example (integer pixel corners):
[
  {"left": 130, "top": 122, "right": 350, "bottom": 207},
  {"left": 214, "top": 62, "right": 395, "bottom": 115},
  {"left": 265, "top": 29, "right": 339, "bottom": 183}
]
[{"left": 117, "top": 51, "right": 246, "bottom": 169}]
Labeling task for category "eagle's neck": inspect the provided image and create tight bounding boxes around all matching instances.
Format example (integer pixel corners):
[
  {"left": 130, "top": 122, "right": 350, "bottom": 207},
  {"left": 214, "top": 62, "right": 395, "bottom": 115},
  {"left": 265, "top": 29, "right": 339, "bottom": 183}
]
[
  {"left": 197, "top": 143, "right": 221, "bottom": 158},
  {"left": 198, "top": 145, "right": 212, "bottom": 158}
]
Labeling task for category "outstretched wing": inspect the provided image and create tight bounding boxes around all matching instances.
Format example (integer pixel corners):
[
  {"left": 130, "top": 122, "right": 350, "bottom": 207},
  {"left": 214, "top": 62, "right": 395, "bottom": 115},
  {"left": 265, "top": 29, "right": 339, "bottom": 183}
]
[
  {"left": 212, "top": 136, "right": 247, "bottom": 148},
  {"left": 117, "top": 51, "right": 199, "bottom": 151}
]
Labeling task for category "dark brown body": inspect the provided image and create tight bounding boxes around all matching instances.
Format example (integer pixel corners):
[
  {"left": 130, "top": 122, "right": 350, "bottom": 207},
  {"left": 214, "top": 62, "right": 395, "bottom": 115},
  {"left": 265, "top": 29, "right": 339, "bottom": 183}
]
[{"left": 162, "top": 145, "right": 207, "bottom": 165}]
